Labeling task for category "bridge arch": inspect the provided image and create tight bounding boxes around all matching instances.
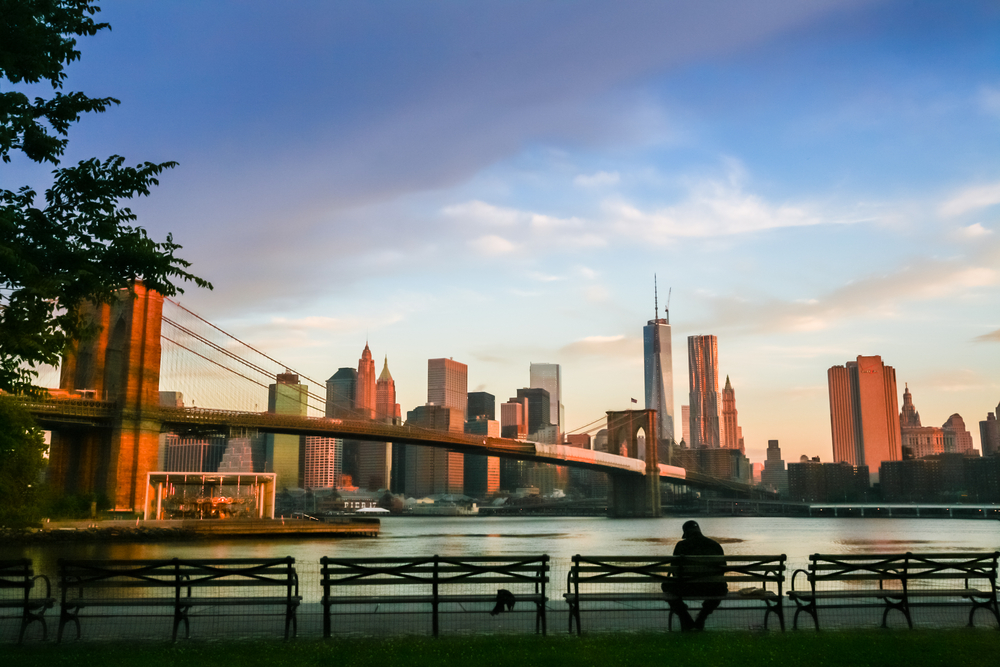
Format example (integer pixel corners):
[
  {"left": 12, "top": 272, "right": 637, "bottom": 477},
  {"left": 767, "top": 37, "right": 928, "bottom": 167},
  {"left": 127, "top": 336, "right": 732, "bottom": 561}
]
[{"left": 605, "top": 410, "right": 661, "bottom": 517}]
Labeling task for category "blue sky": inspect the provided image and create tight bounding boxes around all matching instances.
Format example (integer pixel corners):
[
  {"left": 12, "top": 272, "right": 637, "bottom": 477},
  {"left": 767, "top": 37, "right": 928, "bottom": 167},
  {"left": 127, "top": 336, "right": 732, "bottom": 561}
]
[{"left": 21, "top": 0, "right": 1000, "bottom": 462}]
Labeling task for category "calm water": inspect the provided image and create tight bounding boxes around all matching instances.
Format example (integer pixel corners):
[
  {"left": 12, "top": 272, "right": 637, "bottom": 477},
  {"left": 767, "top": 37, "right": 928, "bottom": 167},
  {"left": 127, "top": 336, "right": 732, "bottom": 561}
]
[{"left": 5, "top": 516, "right": 999, "bottom": 584}]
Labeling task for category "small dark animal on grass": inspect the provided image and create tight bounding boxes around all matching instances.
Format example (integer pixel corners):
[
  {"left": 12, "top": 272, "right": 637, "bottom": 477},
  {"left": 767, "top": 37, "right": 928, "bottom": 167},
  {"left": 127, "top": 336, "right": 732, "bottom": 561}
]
[{"left": 490, "top": 589, "right": 516, "bottom": 615}]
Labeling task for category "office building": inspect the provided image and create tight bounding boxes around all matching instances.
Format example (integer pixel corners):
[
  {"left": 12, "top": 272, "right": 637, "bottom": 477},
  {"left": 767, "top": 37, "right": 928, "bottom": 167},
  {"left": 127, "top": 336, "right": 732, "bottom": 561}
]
[
  {"left": 516, "top": 387, "right": 552, "bottom": 438},
  {"left": 643, "top": 290, "right": 674, "bottom": 445},
  {"left": 899, "top": 385, "right": 944, "bottom": 459},
  {"left": 355, "top": 356, "right": 400, "bottom": 491},
  {"left": 981, "top": 406, "right": 1000, "bottom": 457},
  {"left": 164, "top": 434, "right": 226, "bottom": 473},
  {"left": 530, "top": 363, "right": 562, "bottom": 441},
  {"left": 761, "top": 439, "right": 789, "bottom": 496},
  {"left": 941, "top": 414, "right": 975, "bottom": 454},
  {"left": 500, "top": 398, "right": 527, "bottom": 439},
  {"left": 687, "top": 335, "right": 720, "bottom": 448},
  {"left": 355, "top": 343, "right": 377, "bottom": 420},
  {"left": 565, "top": 434, "right": 591, "bottom": 449},
  {"left": 405, "top": 404, "right": 465, "bottom": 496},
  {"left": 428, "top": 358, "right": 468, "bottom": 416},
  {"left": 403, "top": 358, "right": 468, "bottom": 497},
  {"left": 681, "top": 405, "right": 690, "bottom": 447},
  {"left": 468, "top": 391, "right": 496, "bottom": 421},
  {"left": 787, "top": 459, "right": 870, "bottom": 502},
  {"left": 304, "top": 436, "right": 340, "bottom": 488},
  {"left": 464, "top": 418, "right": 500, "bottom": 498},
  {"left": 828, "top": 355, "right": 901, "bottom": 477},
  {"left": 325, "top": 368, "right": 357, "bottom": 418},
  {"left": 265, "top": 373, "right": 308, "bottom": 490},
  {"left": 721, "top": 376, "right": 743, "bottom": 452}
]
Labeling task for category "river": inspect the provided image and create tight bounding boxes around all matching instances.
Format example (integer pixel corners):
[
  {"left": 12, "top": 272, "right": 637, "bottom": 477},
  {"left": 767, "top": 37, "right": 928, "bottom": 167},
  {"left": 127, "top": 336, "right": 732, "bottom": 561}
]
[{"left": 5, "top": 515, "right": 998, "bottom": 592}]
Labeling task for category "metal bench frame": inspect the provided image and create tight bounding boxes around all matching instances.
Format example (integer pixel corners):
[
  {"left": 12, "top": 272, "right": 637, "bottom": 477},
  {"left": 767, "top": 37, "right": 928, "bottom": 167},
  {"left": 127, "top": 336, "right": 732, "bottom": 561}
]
[
  {"left": 320, "top": 555, "right": 549, "bottom": 637},
  {"left": 57, "top": 557, "right": 300, "bottom": 641},
  {"left": 1, "top": 559, "right": 55, "bottom": 643},
  {"left": 565, "top": 554, "right": 786, "bottom": 634},
  {"left": 789, "top": 552, "right": 1000, "bottom": 630}
]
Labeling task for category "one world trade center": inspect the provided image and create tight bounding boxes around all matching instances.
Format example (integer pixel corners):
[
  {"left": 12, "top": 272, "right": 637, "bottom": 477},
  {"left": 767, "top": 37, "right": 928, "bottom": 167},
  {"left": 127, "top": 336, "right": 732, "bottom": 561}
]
[{"left": 643, "top": 280, "right": 674, "bottom": 448}]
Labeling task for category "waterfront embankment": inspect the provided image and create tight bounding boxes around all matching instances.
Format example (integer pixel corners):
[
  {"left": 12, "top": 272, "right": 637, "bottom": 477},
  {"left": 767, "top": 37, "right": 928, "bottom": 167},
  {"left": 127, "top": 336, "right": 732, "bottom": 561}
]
[{"left": 5, "top": 517, "right": 379, "bottom": 544}]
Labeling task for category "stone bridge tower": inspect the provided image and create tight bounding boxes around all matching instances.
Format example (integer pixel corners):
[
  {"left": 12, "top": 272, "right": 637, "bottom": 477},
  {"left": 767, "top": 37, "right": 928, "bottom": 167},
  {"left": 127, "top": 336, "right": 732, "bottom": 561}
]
[
  {"left": 605, "top": 409, "right": 661, "bottom": 517},
  {"left": 48, "top": 283, "right": 164, "bottom": 512}
]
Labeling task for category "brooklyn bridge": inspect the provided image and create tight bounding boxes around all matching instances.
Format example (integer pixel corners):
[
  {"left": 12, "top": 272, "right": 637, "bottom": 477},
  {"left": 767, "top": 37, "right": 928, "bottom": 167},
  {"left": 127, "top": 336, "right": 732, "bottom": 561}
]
[{"left": 10, "top": 284, "right": 755, "bottom": 518}]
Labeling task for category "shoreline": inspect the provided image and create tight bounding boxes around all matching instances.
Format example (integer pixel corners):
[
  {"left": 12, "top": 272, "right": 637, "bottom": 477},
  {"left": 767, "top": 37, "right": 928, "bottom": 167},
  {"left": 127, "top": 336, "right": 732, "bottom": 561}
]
[{"left": 4, "top": 517, "right": 380, "bottom": 544}]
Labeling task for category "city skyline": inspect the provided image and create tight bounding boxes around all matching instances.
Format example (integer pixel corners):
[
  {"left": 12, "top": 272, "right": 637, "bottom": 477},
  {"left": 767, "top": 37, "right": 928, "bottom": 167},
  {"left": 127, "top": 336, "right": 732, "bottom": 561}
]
[{"left": 24, "top": 2, "right": 1000, "bottom": 463}]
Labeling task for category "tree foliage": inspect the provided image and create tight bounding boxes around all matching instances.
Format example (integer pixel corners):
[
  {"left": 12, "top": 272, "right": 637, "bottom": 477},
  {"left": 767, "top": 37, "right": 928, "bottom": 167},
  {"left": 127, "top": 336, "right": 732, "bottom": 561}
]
[
  {"left": 0, "top": 0, "right": 211, "bottom": 394},
  {"left": 0, "top": 398, "right": 47, "bottom": 529}
]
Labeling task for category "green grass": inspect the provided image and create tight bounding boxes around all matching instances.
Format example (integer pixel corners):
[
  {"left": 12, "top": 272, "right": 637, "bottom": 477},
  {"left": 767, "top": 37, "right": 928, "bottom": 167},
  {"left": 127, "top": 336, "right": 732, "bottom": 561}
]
[{"left": 6, "top": 631, "right": 999, "bottom": 667}]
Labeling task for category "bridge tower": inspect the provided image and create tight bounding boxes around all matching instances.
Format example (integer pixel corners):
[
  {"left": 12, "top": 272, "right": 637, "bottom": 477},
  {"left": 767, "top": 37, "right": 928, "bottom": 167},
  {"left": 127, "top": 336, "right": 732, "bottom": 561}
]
[
  {"left": 48, "top": 283, "right": 164, "bottom": 512},
  {"left": 605, "top": 409, "right": 662, "bottom": 517}
]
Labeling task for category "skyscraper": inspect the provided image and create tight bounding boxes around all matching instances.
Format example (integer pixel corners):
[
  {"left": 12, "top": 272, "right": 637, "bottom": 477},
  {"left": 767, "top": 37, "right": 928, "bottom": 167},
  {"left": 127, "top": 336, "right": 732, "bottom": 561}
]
[
  {"left": 981, "top": 404, "right": 1000, "bottom": 457},
  {"left": 325, "top": 368, "right": 357, "bottom": 418},
  {"left": 266, "top": 372, "right": 308, "bottom": 490},
  {"left": 404, "top": 357, "right": 468, "bottom": 496},
  {"left": 828, "top": 355, "right": 901, "bottom": 476},
  {"left": 355, "top": 343, "right": 376, "bottom": 419},
  {"left": 356, "top": 356, "right": 399, "bottom": 490},
  {"left": 529, "top": 363, "right": 562, "bottom": 440},
  {"left": 643, "top": 287, "right": 674, "bottom": 445},
  {"left": 761, "top": 439, "right": 789, "bottom": 496},
  {"left": 687, "top": 335, "right": 720, "bottom": 448},
  {"left": 721, "top": 376, "right": 743, "bottom": 452},
  {"left": 428, "top": 358, "right": 468, "bottom": 416}
]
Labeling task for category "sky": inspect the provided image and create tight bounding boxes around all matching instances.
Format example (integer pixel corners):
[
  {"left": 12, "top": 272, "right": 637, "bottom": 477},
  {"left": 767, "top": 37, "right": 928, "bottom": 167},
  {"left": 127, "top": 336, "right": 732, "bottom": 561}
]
[{"left": 15, "top": 0, "right": 1000, "bottom": 464}]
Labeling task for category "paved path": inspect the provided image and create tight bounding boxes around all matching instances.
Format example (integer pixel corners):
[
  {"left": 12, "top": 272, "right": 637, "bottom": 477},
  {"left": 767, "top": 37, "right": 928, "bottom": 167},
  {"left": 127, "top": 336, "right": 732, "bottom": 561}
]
[{"left": 5, "top": 598, "right": 997, "bottom": 643}]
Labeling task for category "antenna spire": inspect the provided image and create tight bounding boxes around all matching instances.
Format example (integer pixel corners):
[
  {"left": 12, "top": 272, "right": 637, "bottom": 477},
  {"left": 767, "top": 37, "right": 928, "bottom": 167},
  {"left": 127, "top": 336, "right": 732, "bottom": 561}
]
[
  {"left": 665, "top": 287, "right": 671, "bottom": 324},
  {"left": 654, "top": 274, "right": 658, "bottom": 320}
]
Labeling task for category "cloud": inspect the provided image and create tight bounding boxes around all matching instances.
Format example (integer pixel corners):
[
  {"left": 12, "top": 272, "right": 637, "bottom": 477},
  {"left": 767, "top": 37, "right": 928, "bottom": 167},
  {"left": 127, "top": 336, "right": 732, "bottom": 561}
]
[
  {"left": 697, "top": 246, "right": 1000, "bottom": 335},
  {"left": 444, "top": 200, "right": 520, "bottom": 226},
  {"left": 558, "top": 334, "right": 638, "bottom": 360},
  {"left": 606, "top": 168, "right": 824, "bottom": 242},
  {"left": 470, "top": 234, "right": 517, "bottom": 255},
  {"left": 939, "top": 181, "right": 1000, "bottom": 217},
  {"left": 975, "top": 328, "right": 1000, "bottom": 343},
  {"left": 574, "top": 171, "right": 620, "bottom": 187},
  {"left": 960, "top": 223, "right": 993, "bottom": 238},
  {"left": 978, "top": 84, "right": 1000, "bottom": 116}
]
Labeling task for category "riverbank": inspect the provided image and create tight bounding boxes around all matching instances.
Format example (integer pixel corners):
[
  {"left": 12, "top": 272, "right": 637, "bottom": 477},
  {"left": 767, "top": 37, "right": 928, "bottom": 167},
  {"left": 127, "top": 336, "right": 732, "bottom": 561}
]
[
  {"left": 6, "top": 631, "right": 997, "bottom": 667},
  {"left": 4, "top": 517, "right": 379, "bottom": 544}
]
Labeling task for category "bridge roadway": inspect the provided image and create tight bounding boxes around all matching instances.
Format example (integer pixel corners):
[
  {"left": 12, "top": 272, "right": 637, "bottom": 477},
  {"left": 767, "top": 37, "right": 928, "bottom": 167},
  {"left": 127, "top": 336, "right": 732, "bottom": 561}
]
[{"left": 17, "top": 396, "right": 751, "bottom": 494}]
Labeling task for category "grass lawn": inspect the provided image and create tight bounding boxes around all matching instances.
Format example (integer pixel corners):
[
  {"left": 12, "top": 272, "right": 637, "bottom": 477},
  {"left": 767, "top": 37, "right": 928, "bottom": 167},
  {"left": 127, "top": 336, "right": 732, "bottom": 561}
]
[{"left": 6, "top": 631, "right": 999, "bottom": 667}]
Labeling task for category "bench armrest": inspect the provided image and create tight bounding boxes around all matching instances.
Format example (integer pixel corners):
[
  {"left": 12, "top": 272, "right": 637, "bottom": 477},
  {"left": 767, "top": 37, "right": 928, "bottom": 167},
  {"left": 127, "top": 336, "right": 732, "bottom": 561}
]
[
  {"left": 31, "top": 573, "right": 52, "bottom": 599},
  {"left": 790, "top": 568, "right": 810, "bottom": 592}
]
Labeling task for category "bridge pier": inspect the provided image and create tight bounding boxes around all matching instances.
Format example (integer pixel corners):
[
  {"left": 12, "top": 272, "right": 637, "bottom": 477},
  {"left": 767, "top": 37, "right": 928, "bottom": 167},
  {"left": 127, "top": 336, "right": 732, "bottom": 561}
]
[
  {"left": 49, "top": 284, "right": 164, "bottom": 512},
  {"left": 604, "top": 410, "right": 661, "bottom": 518}
]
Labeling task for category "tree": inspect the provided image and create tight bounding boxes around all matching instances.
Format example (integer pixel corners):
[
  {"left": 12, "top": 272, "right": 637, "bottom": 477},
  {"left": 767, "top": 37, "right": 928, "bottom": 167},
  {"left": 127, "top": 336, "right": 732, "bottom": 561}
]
[
  {"left": 0, "top": 399, "right": 47, "bottom": 529},
  {"left": 0, "top": 1, "right": 210, "bottom": 528},
  {"left": 0, "top": 0, "right": 211, "bottom": 395}
]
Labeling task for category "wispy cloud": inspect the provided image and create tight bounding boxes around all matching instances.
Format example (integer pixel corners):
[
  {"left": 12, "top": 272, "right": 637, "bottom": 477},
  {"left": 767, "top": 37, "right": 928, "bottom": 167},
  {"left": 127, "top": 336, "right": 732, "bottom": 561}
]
[
  {"left": 574, "top": 171, "right": 620, "bottom": 187},
  {"left": 469, "top": 234, "right": 518, "bottom": 255},
  {"left": 698, "top": 248, "right": 1000, "bottom": 335},
  {"left": 939, "top": 181, "right": 1000, "bottom": 217},
  {"left": 558, "top": 334, "right": 638, "bottom": 360},
  {"left": 974, "top": 328, "right": 1000, "bottom": 343},
  {"left": 605, "top": 163, "right": 827, "bottom": 242}
]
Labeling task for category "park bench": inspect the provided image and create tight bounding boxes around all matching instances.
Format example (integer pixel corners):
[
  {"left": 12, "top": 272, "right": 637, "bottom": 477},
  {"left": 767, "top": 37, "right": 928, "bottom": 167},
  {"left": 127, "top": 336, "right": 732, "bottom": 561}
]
[
  {"left": 788, "top": 552, "right": 1000, "bottom": 630},
  {"left": 1, "top": 559, "right": 55, "bottom": 643},
  {"left": 57, "top": 557, "right": 300, "bottom": 641},
  {"left": 320, "top": 555, "right": 549, "bottom": 637},
  {"left": 565, "top": 554, "right": 786, "bottom": 634}
]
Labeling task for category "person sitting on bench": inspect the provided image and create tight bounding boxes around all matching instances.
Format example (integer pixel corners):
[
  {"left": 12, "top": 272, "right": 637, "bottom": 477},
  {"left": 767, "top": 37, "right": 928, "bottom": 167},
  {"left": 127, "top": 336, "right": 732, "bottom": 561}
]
[{"left": 661, "top": 520, "right": 727, "bottom": 631}]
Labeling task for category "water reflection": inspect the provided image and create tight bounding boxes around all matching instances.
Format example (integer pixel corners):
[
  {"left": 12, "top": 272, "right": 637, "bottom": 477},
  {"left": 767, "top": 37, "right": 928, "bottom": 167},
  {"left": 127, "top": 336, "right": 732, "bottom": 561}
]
[{"left": 5, "top": 516, "right": 997, "bottom": 580}]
